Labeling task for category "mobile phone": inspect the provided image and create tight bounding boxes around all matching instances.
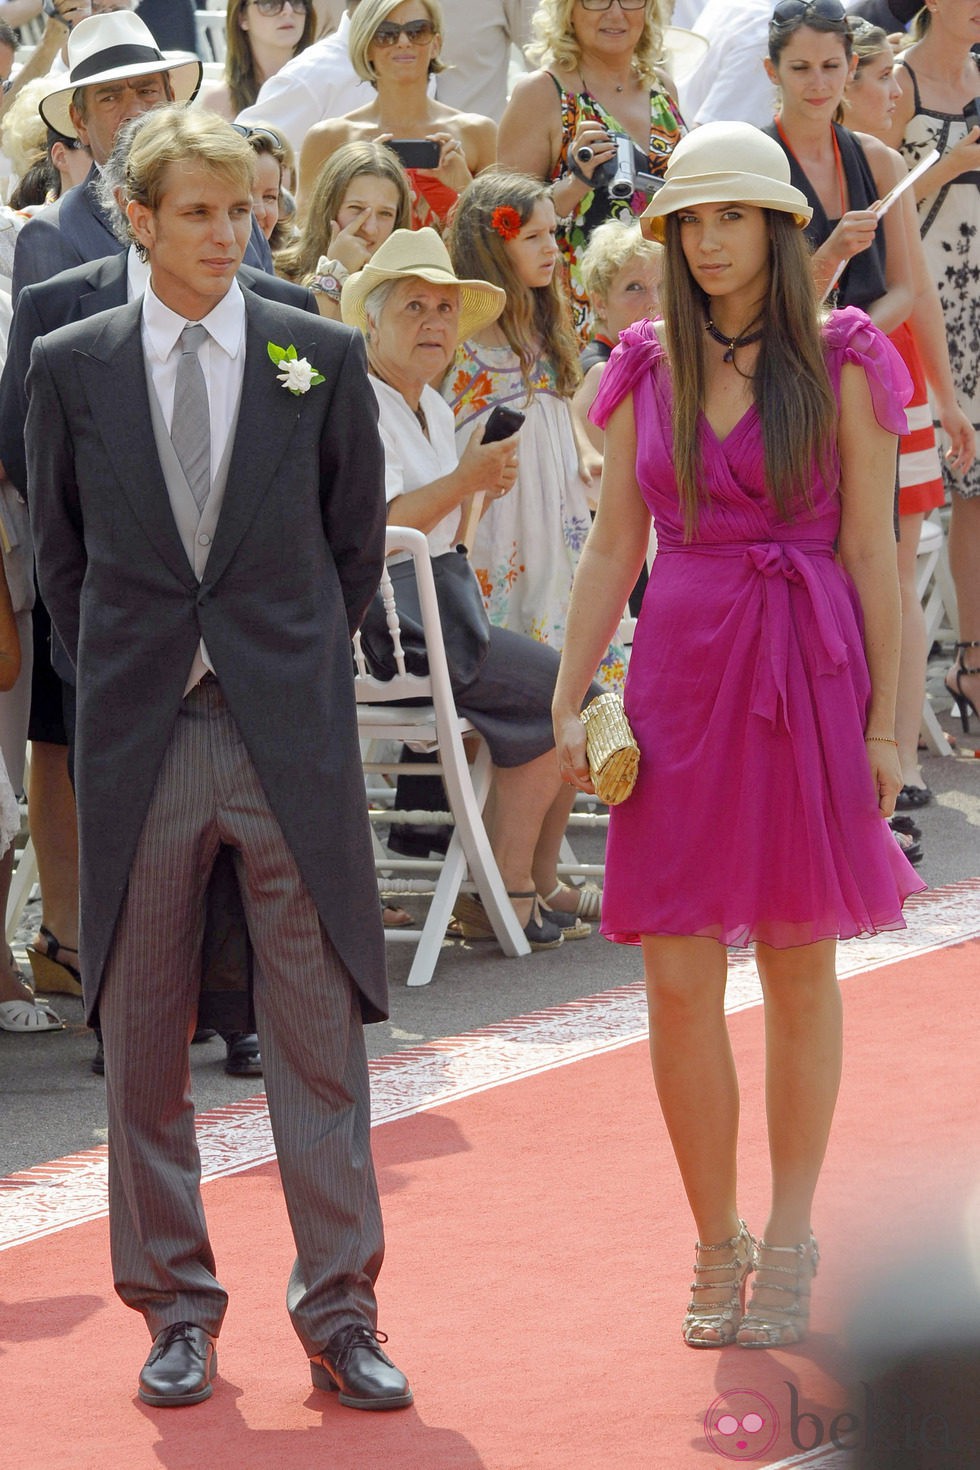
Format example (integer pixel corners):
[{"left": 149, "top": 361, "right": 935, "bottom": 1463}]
[
  {"left": 964, "top": 97, "right": 980, "bottom": 128},
  {"left": 481, "top": 405, "right": 525, "bottom": 444},
  {"left": 384, "top": 138, "right": 442, "bottom": 170}
]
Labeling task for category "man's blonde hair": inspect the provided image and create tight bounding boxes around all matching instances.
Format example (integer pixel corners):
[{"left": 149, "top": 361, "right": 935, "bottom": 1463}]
[{"left": 125, "top": 104, "right": 254, "bottom": 217}]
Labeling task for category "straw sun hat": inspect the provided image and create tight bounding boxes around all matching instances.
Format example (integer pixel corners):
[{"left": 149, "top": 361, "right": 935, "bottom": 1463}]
[
  {"left": 341, "top": 228, "right": 505, "bottom": 340},
  {"left": 640, "top": 122, "right": 812, "bottom": 243},
  {"left": 39, "top": 12, "right": 203, "bottom": 140}
]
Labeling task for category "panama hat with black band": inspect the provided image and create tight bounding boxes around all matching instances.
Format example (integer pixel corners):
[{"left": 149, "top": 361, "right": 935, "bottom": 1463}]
[
  {"left": 640, "top": 122, "right": 812, "bottom": 244},
  {"left": 39, "top": 11, "right": 202, "bottom": 141}
]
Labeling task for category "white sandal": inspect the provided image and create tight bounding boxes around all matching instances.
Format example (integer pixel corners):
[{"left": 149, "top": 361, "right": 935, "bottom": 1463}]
[
  {"left": 0, "top": 997, "right": 65, "bottom": 1033},
  {"left": 543, "top": 882, "right": 602, "bottom": 922}
]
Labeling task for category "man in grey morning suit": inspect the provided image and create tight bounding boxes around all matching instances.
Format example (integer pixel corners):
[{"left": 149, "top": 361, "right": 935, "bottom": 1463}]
[{"left": 25, "top": 108, "right": 412, "bottom": 1412}]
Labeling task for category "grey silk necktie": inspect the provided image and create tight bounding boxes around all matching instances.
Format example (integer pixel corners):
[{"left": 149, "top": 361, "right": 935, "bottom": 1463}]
[{"left": 171, "top": 322, "right": 211, "bottom": 511}]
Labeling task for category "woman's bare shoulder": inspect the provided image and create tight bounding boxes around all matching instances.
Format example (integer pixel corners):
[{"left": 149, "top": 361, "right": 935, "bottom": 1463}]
[
  {"left": 652, "top": 64, "right": 678, "bottom": 103},
  {"left": 194, "top": 81, "right": 234, "bottom": 120},
  {"left": 506, "top": 67, "right": 565, "bottom": 109}
]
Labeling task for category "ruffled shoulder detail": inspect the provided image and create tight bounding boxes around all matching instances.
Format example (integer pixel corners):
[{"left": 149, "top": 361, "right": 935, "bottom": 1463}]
[
  {"left": 822, "top": 306, "right": 913, "bottom": 436},
  {"left": 589, "top": 316, "right": 666, "bottom": 429}
]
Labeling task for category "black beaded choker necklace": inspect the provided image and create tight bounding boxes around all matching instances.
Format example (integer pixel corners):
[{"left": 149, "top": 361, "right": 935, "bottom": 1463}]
[{"left": 705, "top": 316, "right": 763, "bottom": 364}]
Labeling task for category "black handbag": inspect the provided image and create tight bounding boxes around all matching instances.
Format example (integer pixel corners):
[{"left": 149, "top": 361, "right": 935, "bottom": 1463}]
[{"left": 359, "top": 544, "right": 491, "bottom": 689}]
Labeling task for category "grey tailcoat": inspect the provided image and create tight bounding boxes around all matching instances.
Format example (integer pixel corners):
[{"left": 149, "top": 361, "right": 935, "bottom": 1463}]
[{"left": 26, "top": 291, "right": 389, "bottom": 1023}]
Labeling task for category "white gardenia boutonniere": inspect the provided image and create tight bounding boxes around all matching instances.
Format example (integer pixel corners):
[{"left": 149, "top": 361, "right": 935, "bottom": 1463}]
[{"left": 267, "top": 341, "right": 325, "bottom": 396}]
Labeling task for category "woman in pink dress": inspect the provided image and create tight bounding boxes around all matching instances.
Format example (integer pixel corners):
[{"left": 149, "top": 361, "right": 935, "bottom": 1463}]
[{"left": 552, "top": 122, "right": 924, "bottom": 1350}]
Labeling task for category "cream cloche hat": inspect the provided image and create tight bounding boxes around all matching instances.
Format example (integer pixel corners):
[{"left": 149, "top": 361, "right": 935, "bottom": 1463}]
[{"left": 640, "top": 122, "right": 812, "bottom": 243}]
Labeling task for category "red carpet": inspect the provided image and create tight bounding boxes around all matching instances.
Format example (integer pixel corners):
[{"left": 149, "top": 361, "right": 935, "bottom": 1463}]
[{"left": 3, "top": 923, "right": 980, "bottom": 1468}]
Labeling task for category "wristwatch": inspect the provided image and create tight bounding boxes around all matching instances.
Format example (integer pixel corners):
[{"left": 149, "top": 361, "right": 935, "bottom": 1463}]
[
  {"left": 43, "top": 0, "right": 71, "bottom": 27},
  {"left": 310, "top": 258, "right": 349, "bottom": 304},
  {"left": 310, "top": 271, "right": 345, "bottom": 303}
]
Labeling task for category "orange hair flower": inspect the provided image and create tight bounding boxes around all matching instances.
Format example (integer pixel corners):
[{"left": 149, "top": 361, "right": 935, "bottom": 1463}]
[{"left": 490, "top": 205, "right": 522, "bottom": 241}]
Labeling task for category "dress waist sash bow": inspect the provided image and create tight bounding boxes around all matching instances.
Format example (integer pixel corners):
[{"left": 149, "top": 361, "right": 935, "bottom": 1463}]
[{"left": 656, "top": 540, "right": 850, "bottom": 729}]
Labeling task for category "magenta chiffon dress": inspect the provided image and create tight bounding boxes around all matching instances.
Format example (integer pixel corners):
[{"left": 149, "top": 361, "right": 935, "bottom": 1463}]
[{"left": 590, "top": 308, "right": 926, "bottom": 948}]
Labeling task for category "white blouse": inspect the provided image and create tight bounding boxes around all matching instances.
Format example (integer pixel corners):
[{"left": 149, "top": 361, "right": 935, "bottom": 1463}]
[{"left": 370, "top": 377, "right": 462, "bottom": 558}]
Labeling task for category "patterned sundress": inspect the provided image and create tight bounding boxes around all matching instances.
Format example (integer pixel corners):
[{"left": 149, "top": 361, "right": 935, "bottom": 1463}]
[
  {"left": 548, "top": 75, "right": 684, "bottom": 344},
  {"left": 898, "top": 57, "right": 980, "bottom": 500},
  {"left": 443, "top": 339, "right": 626, "bottom": 691}
]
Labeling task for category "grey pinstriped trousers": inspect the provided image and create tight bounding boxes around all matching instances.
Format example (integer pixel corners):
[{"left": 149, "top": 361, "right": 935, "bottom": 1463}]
[{"left": 98, "top": 676, "right": 384, "bottom": 1356}]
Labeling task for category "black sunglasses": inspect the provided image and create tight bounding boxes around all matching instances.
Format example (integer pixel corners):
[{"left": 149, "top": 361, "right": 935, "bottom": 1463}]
[
  {"left": 771, "top": 0, "right": 846, "bottom": 24},
  {"left": 372, "top": 18, "right": 437, "bottom": 47},
  {"left": 247, "top": 0, "right": 310, "bottom": 15},
  {"left": 231, "top": 123, "right": 285, "bottom": 152}
]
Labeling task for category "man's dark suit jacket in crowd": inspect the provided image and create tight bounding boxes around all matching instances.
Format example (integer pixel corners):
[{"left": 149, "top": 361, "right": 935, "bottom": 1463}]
[
  {"left": 0, "top": 253, "right": 318, "bottom": 502},
  {"left": 0, "top": 256, "right": 319, "bottom": 1034},
  {"left": 11, "top": 166, "right": 272, "bottom": 301}
]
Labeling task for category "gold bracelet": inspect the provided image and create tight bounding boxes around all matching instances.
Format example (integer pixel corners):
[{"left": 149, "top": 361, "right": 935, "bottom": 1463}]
[{"left": 864, "top": 735, "right": 898, "bottom": 746}]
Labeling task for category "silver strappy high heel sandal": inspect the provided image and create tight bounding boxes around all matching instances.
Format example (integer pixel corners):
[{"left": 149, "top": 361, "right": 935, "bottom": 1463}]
[
  {"left": 736, "top": 1234, "right": 819, "bottom": 1348},
  {"left": 682, "top": 1220, "right": 756, "bottom": 1348}
]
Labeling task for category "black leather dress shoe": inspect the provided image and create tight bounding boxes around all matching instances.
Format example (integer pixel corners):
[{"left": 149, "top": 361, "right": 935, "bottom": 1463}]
[
  {"left": 138, "top": 1322, "right": 217, "bottom": 1407},
  {"left": 224, "top": 1032, "right": 262, "bottom": 1077},
  {"left": 310, "top": 1323, "right": 412, "bottom": 1410}
]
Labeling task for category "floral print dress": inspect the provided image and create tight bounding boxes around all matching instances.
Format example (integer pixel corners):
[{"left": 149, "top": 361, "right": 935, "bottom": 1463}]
[
  {"left": 443, "top": 339, "right": 626, "bottom": 691},
  {"left": 549, "top": 75, "right": 685, "bottom": 344}
]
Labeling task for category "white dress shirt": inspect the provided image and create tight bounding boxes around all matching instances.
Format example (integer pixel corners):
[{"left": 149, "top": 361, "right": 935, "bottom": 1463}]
[
  {"left": 141, "top": 280, "right": 247, "bottom": 690},
  {"left": 372, "top": 377, "right": 461, "bottom": 558},
  {"left": 141, "top": 278, "right": 246, "bottom": 486},
  {"left": 126, "top": 242, "right": 150, "bottom": 301},
  {"left": 678, "top": 0, "right": 776, "bottom": 130},
  {"left": 436, "top": 0, "right": 534, "bottom": 122}
]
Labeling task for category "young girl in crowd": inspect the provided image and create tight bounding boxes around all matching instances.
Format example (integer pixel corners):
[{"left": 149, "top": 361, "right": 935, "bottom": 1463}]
[
  {"left": 278, "top": 141, "right": 411, "bottom": 318},
  {"left": 243, "top": 123, "right": 295, "bottom": 252},
  {"left": 444, "top": 171, "right": 626, "bottom": 696},
  {"left": 573, "top": 217, "right": 663, "bottom": 455},
  {"left": 553, "top": 123, "right": 923, "bottom": 1348}
]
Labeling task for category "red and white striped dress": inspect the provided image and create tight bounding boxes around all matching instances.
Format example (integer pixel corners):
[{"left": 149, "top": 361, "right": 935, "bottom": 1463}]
[{"left": 889, "top": 320, "right": 945, "bottom": 517}]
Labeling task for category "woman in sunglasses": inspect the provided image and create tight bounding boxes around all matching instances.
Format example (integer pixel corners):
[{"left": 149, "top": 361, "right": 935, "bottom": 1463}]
[
  {"left": 497, "top": 0, "right": 684, "bottom": 345},
  {"left": 763, "top": 0, "right": 913, "bottom": 332},
  {"left": 296, "top": 0, "right": 496, "bottom": 235},
  {"left": 197, "top": 0, "right": 316, "bottom": 123}
]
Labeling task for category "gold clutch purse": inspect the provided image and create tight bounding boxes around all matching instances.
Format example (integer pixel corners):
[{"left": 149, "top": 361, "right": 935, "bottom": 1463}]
[{"left": 580, "top": 692, "right": 639, "bottom": 806}]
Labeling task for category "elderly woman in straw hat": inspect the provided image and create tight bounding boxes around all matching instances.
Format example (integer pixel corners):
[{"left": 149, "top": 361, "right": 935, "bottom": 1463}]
[
  {"left": 342, "top": 227, "right": 601, "bottom": 951},
  {"left": 552, "top": 122, "right": 924, "bottom": 1348}
]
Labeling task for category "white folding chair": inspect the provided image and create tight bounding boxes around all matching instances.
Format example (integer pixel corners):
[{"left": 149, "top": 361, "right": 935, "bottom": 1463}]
[{"left": 354, "top": 526, "right": 530, "bottom": 987}]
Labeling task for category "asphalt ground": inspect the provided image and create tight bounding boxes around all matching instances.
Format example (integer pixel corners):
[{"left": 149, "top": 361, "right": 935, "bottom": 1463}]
[{"left": 2, "top": 655, "right": 977, "bottom": 1178}]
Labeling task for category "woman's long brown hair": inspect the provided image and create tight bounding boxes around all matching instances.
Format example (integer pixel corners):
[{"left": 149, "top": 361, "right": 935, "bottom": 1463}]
[{"left": 662, "top": 209, "right": 837, "bottom": 537}]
